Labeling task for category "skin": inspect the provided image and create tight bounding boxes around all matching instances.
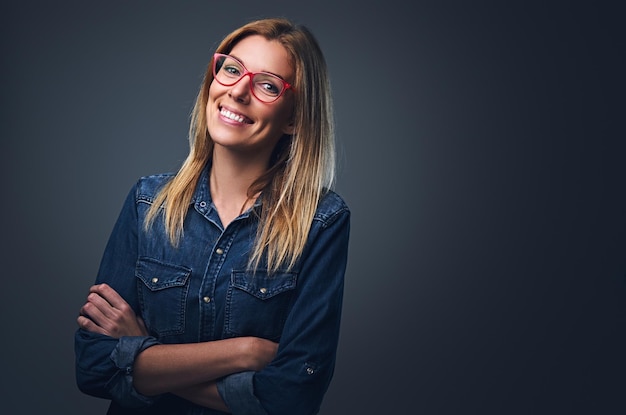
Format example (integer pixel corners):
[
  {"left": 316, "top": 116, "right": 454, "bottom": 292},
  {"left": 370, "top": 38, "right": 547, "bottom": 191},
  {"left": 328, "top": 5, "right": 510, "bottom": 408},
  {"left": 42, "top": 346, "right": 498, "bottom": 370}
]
[
  {"left": 78, "top": 35, "right": 297, "bottom": 412},
  {"left": 206, "top": 35, "right": 295, "bottom": 227}
]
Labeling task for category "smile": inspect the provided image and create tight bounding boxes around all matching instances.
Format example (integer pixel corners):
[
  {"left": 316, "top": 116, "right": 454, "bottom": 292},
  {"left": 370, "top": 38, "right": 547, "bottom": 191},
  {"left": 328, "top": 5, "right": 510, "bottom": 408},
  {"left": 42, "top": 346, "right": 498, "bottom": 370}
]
[{"left": 219, "top": 107, "right": 252, "bottom": 124}]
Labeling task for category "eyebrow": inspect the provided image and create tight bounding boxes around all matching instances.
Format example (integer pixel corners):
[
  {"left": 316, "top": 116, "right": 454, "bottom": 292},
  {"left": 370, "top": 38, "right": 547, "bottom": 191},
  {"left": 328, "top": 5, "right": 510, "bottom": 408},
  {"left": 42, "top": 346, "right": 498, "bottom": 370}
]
[{"left": 229, "top": 53, "right": 289, "bottom": 81}]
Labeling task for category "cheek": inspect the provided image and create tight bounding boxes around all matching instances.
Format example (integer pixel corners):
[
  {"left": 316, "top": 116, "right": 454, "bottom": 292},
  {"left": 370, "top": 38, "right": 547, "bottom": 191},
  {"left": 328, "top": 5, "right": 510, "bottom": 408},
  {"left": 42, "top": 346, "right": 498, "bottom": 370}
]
[
  {"left": 275, "top": 103, "right": 294, "bottom": 127},
  {"left": 207, "top": 83, "right": 216, "bottom": 105},
  {"left": 206, "top": 86, "right": 219, "bottom": 116},
  {"left": 279, "top": 95, "right": 295, "bottom": 121},
  {"left": 207, "top": 81, "right": 224, "bottom": 105}
]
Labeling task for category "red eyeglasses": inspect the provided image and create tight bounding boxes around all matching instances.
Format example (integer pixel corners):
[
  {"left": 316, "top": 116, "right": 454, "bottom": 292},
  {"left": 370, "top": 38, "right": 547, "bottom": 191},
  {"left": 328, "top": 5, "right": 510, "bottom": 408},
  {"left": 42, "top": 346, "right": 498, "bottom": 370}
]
[{"left": 212, "top": 53, "right": 294, "bottom": 103}]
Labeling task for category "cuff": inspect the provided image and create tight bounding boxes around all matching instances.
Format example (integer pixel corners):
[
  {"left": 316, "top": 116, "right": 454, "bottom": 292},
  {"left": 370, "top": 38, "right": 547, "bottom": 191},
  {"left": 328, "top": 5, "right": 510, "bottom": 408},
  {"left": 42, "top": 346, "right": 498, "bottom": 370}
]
[
  {"left": 217, "top": 371, "right": 268, "bottom": 415},
  {"left": 105, "top": 336, "right": 161, "bottom": 408}
]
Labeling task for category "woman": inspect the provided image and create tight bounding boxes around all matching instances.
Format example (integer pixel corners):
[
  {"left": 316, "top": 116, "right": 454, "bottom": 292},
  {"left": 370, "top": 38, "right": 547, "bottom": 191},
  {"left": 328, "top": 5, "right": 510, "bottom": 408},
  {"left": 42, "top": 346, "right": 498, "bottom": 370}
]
[{"left": 75, "top": 17, "right": 350, "bottom": 415}]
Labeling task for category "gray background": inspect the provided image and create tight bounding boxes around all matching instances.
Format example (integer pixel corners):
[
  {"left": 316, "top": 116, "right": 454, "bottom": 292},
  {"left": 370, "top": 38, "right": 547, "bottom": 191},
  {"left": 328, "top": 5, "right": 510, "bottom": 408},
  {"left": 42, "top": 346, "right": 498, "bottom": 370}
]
[{"left": 1, "top": 1, "right": 625, "bottom": 414}]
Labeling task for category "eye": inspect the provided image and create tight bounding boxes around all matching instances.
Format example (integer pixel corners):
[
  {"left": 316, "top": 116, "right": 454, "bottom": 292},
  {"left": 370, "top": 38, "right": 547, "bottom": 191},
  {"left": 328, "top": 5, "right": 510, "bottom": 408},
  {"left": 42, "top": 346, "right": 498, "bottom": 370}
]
[
  {"left": 260, "top": 81, "right": 280, "bottom": 95},
  {"left": 254, "top": 74, "right": 283, "bottom": 96},
  {"left": 223, "top": 64, "right": 242, "bottom": 77}
]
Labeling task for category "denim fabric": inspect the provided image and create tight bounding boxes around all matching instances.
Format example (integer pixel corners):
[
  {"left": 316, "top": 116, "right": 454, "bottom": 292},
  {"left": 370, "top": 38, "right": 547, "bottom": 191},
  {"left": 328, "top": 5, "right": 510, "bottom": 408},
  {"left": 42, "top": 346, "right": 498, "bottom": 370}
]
[{"left": 74, "top": 166, "right": 350, "bottom": 415}]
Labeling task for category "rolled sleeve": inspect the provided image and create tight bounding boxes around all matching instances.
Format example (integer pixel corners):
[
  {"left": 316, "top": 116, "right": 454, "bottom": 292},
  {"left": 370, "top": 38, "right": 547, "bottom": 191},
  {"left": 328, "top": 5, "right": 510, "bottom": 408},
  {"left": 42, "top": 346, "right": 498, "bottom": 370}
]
[
  {"left": 217, "top": 371, "right": 268, "bottom": 415},
  {"left": 75, "top": 330, "right": 160, "bottom": 408},
  {"left": 106, "top": 336, "right": 161, "bottom": 408}
]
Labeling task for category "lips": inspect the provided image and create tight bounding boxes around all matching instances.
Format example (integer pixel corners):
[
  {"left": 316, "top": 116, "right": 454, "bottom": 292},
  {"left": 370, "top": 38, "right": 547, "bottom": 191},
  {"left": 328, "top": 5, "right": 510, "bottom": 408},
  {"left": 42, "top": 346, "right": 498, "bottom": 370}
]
[{"left": 219, "top": 106, "right": 253, "bottom": 124}]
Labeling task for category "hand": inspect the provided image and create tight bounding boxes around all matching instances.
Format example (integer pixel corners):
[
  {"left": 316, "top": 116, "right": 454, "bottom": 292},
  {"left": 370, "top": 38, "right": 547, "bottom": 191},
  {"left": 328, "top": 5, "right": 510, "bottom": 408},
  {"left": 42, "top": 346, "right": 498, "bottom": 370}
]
[{"left": 77, "top": 283, "right": 148, "bottom": 338}]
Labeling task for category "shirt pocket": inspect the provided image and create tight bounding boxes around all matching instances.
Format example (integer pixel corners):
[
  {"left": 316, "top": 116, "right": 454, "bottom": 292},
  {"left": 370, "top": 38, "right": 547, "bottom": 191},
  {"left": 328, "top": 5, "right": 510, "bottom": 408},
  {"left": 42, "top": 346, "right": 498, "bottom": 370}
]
[
  {"left": 136, "top": 257, "right": 191, "bottom": 337},
  {"left": 225, "top": 270, "right": 298, "bottom": 341}
]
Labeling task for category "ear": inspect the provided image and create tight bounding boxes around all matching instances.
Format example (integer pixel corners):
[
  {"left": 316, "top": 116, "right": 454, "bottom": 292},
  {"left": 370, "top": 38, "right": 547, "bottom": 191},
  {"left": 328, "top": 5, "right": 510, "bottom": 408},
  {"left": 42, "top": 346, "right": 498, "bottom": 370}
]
[{"left": 282, "top": 119, "right": 295, "bottom": 135}]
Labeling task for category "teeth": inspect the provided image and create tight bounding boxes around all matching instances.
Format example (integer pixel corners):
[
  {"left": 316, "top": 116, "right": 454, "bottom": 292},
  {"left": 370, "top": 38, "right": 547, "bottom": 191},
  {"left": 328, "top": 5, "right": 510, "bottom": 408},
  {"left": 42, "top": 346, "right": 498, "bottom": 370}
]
[{"left": 220, "top": 108, "right": 246, "bottom": 123}]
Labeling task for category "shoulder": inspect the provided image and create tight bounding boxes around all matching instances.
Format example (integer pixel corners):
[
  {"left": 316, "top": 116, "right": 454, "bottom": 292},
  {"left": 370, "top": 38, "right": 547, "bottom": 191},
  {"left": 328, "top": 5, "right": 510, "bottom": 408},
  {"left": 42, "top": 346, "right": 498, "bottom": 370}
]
[
  {"left": 132, "top": 172, "right": 176, "bottom": 203},
  {"left": 313, "top": 189, "right": 350, "bottom": 228}
]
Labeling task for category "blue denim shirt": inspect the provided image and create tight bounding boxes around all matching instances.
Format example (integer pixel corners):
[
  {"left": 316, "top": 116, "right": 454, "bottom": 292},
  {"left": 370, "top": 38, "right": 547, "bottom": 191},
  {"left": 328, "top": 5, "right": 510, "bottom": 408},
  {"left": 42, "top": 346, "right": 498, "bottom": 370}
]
[{"left": 74, "top": 166, "right": 350, "bottom": 415}]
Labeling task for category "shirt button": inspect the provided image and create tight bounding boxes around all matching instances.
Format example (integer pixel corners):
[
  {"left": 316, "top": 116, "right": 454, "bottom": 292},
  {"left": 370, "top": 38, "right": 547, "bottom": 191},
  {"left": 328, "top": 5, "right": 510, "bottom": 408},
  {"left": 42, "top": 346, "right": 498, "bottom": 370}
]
[
  {"left": 259, "top": 287, "right": 267, "bottom": 294},
  {"left": 306, "top": 367, "right": 315, "bottom": 375},
  {"left": 216, "top": 248, "right": 224, "bottom": 255},
  {"left": 203, "top": 296, "right": 211, "bottom": 303},
  {"left": 199, "top": 201, "right": 207, "bottom": 208},
  {"left": 151, "top": 277, "right": 159, "bottom": 283}
]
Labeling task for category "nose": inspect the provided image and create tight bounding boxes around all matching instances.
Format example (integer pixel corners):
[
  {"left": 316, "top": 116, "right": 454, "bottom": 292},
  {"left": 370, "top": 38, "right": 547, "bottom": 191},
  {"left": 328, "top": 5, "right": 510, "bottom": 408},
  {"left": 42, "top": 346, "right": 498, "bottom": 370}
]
[{"left": 228, "top": 73, "right": 253, "bottom": 104}]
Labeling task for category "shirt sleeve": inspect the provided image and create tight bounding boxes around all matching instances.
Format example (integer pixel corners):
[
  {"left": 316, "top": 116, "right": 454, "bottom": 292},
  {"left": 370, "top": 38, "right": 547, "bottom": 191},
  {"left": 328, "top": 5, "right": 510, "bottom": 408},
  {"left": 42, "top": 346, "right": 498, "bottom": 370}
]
[
  {"left": 216, "top": 371, "right": 268, "bottom": 414},
  {"left": 217, "top": 201, "right": 350, "bottom": 415},
  {"left": 75, "top": 331, "right": 160, "bottom": 407},
  {"left": 74, "top": 183, "right": 160, "bottom": 408}
]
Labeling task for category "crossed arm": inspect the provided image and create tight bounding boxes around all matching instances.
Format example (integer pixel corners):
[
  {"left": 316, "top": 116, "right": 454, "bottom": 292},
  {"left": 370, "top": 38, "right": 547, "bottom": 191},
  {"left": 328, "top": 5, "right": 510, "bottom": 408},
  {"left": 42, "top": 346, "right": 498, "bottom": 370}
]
[{"left": 77, "top": 283, "right": 278, "bottom": 412}]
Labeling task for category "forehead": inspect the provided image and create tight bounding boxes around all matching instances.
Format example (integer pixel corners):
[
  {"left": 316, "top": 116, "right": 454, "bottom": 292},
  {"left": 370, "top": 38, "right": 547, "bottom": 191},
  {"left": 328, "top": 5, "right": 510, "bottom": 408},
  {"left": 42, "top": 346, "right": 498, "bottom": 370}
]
[{"left": 229, "top": 35, "right": 293, "bottom": 78}]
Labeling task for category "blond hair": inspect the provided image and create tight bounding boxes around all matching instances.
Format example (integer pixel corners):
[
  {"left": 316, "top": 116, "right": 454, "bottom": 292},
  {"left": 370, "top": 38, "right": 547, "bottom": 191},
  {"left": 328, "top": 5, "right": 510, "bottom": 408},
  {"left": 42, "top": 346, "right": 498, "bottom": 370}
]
[{"left": 145, "top": 18, "right": 335, "bottom": 273}]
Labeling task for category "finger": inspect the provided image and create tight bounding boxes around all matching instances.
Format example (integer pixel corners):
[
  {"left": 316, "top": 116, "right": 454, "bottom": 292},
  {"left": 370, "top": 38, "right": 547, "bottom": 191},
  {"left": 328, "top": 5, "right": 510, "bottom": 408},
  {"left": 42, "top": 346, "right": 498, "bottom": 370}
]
[
  {"left": 137, "top": 316, "right": 146, "bottom": 329},
  {"left": 91, "top": 292, "right": 140, "bottom": 332},
  {"left": 84, "top": 291, "right": 143, "bottom": 337},
  {"left": 89, "top": 294, "right": 133, "bottom": 335},
  {"left": 81, "top": 297, "right": 115, "bottom": 330},
  {"left": 77, "top": 315, "right": 107, "bottom": 336},
  {"left": 90, "top": 283, "right": 131, "bottom": 310},
  {"left": 86, "top": 292, "right": 120, "bottom": 320},
  {"left": 81, "top": 301, "right": 121, "bottom": 336},
  {"left": 136, "top": 316, "right": 149, "bottom": 336}
]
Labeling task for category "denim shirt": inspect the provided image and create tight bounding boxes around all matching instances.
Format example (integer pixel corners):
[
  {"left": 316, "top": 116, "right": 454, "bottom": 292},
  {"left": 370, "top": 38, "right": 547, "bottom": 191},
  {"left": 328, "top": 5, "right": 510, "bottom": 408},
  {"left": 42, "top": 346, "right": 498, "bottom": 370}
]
[{"left": 74, "top": 166, "right": 350, "bottom": 415}]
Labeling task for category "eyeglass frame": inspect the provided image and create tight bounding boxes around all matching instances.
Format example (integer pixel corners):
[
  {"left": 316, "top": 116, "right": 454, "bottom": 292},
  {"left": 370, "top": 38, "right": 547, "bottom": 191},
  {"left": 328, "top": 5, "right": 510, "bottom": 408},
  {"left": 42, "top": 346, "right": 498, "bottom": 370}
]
[{"left": 211, "top": 53, "right": 294, "bottom": 103}]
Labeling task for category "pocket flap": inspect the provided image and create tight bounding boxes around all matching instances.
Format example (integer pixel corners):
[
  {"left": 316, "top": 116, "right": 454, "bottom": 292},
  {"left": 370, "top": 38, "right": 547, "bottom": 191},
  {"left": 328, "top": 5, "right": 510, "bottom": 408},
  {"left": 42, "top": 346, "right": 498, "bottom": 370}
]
[
  {"left": 231, "top": 270, "right": 297, "bottom": 300},
  {"left": 136, "top": 257, "right": 191, "bottom": 291}
]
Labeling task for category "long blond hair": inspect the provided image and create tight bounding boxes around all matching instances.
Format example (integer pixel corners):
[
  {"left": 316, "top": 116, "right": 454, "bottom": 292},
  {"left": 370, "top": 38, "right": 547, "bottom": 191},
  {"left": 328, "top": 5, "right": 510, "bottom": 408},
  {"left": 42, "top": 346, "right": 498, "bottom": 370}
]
[{"left": 145, "top": 18, "right": 335, "bottom": 273}]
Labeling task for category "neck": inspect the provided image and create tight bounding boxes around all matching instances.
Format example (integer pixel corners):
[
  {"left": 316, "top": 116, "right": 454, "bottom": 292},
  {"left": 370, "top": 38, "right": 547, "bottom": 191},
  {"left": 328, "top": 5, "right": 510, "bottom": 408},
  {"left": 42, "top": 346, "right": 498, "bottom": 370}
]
[{"left": 209, "top": 146, "right": 269, "bottom": 227}]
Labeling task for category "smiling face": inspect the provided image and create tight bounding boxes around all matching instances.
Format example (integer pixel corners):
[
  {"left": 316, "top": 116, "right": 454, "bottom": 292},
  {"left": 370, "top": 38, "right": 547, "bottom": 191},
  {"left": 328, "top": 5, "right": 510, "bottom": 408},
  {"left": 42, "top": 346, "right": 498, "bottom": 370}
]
[{"left": 206, "top": 35, "right": 295, "bottom": 158}]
